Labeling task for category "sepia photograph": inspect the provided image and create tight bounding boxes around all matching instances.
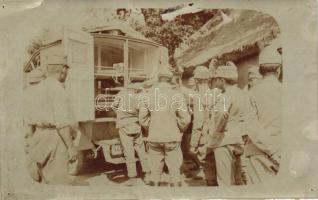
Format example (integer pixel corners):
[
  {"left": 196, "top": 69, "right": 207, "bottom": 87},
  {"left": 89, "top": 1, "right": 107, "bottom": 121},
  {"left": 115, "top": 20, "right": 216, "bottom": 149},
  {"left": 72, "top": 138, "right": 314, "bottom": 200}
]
[
  {"left": 1, "top": 0, "right": 317, "bottom": 199},
  {"left": 21, "top": 3, "right": 282, "bottom": 187}
]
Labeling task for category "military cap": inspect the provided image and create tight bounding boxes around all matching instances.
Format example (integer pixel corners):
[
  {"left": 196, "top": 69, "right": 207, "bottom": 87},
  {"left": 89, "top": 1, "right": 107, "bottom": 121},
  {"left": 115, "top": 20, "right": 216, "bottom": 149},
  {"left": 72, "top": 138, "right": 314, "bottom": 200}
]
[
  {"left": 193, "top": 66, "right": 210, "bottom": 79},
  {"left": 27, "top": 68, "right": 45, "bottom": 83},
  {"left": 213, "top": 62, "right": 238, "bottom": 81}
]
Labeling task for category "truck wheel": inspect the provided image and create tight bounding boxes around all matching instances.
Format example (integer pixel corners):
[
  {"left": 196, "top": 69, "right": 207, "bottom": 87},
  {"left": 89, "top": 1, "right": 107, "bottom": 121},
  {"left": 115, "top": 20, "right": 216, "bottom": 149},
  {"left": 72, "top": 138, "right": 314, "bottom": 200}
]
[{"left": 69, "top": 150, "right": 85, "bottom": 176}]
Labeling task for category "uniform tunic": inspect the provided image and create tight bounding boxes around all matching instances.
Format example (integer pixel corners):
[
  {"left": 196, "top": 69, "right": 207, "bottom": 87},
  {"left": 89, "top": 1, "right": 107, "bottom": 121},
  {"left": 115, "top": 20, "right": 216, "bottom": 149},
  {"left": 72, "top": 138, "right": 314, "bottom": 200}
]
[
  {"left": 113, "top": 89, "right": 149, "bottom": 178},
  {"left": 139, "top": 82, "right": 191, "bottom": 143},
  {"left": 210, "top": 85, "right": 252, "bottom": 148},
  {"left": 24, "top": 83, "right": 46, "bottom": 126},
  {"left": 244, "top": 76, "right": 282, "bottom": 184},
  {"left": 246, "top": 76, "right": 282, "bottom": 156},
  {"left": 211, "top": 85, "right": 252, "bottom": 185},
  {"left": 139, "top": 82, "right": 191, "bottom": 183},
  {"left": 190, "top": 88, "right": 221, "bottom": 185},
  {"left": 114, "top": 89, "right": 139, "bottom": 129},
  {"left": 190, "top": 89, "right": 216, "bottom": 161},
  {"left": 25, "top": 77, "right": 72, "bottom": 184}
]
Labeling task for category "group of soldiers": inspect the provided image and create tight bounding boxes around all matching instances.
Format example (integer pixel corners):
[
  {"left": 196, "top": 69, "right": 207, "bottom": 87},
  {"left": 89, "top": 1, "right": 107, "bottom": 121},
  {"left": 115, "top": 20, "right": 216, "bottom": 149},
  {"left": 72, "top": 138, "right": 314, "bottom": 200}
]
[
  {"left": 113, "top": 67, "right": 191, "bottom": 186},
  {"left": 113, "top": 39, "right": 282, "bottom": 186},
  {"left": 23, "top": 38, "right": 282, "bottom": 187},
  {"left": 185, "top": 51, "right": 281, "bottom": 186}
]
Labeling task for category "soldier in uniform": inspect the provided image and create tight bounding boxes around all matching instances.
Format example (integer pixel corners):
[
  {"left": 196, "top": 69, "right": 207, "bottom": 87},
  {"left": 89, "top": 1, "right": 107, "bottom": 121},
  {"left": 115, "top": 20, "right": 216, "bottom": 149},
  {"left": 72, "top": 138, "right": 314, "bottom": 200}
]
[
  {"left": 139, "top": 67, "right": 191, "bottom": 186},
  {"left": 24, "top": 68, "right": 45, "bottom": 143},
  {"left": 243, "top": 43, "right": 282, "bottom": 184},
  {"left": 113, "top": 83, "right": 150, "bottom": 186},
  {"left": 24, "top": 68, "right": 46, "bottom": 170},
  {"left": 189, "top": 66, "right": 219, "bottom": 186},
  {"left": 209, "top": 63, "right": 251, "bottom": 185},
  {"left": 25, "top": 55, "right": 77, "bottom": 184},
  {"left": 179, "top": 76, "right": 197, "bottom": 168}
]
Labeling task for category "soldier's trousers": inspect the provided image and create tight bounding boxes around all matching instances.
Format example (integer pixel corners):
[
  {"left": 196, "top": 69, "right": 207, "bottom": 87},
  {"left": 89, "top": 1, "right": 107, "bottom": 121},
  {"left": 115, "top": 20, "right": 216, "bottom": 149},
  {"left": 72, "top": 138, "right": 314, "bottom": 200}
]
[
  {"left": 26, "top": 128, "right": 71, "bottom": 184},
  {"left": 147, "top": 142, "right": 183, "bottom": 184},
  {"left": 214, "top": 145, "right": 246, "bottom": 186},
  {"left": 203, "top": 148, "right": 218, "bottom": 186},
  {"left": 119, "top": 128, "right": 149, "bottom": 178},
  {"left": 245, "top": 154, "right": 277, "bottom": 184}
]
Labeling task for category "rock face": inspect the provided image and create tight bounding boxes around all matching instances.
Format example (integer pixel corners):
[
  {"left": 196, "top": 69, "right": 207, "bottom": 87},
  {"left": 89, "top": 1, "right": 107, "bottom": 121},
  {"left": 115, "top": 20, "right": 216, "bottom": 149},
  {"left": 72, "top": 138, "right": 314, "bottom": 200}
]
[{"left": 175, "top": 9, "right": 280, "bottom": 68}]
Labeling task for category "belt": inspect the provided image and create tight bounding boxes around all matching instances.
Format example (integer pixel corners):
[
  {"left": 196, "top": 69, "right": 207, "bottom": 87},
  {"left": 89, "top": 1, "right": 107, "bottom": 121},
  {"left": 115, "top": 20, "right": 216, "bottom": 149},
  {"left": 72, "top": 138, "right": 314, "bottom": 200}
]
[
  {"left": 35, "top": 124, "right": 69, "bottom": 151},
  {"left": 35, "top": 124, "right": 56, "bottom": 130}
]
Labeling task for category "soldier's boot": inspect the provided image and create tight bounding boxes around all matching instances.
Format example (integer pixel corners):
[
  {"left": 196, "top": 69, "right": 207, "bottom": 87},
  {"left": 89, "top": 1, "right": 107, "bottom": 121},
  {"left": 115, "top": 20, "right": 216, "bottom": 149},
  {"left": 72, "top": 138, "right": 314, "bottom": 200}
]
[
  {"left": 206, "top": 179, "right": 218, "bottom": 186},
  {"left": 143, "top": 172, "right": 151, "bottom": 185},
  {"left": 125, "top": 177, "right": 138, "bottom": 186}
]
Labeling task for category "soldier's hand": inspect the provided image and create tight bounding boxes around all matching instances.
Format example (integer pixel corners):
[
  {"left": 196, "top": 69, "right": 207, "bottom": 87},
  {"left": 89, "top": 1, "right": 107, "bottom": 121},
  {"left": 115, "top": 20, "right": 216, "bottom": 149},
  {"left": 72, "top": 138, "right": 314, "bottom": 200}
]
[
  {"left": 242, "top": 135, "right": 251, "bottom": 144},
  {"left": 92, "top": 147, "right": 99, "bottom": 159},
  {"left": 68, "top": 146, "right": 78, "bottom": 163},
  {"left": 269, "top": 154, "right": 280, "bottom": 174},
  {"left": 271, "top": 153, "right": 280, "bottom": 166},
  {"left": 232, "top": 145, "right": 244, "bottom": 157},
  {"left": 70, "top": 122, "right": 79, "bottom": 131},
  {"left": 223, "top": 111, "right": 229, "bottom": 119},
  {"left": 25, "top": 131, "right": 33, "bottom": 139},
  {"left": 189, "top": 146, "right": 198, "bottom": 156}
]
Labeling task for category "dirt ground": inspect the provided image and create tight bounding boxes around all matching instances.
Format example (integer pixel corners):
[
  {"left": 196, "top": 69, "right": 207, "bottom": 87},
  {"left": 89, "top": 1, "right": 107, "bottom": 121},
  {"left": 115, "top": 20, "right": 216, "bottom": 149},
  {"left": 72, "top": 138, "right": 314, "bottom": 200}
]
[{"left": 71, "top": 156, "right": 208, "bottom": 186}]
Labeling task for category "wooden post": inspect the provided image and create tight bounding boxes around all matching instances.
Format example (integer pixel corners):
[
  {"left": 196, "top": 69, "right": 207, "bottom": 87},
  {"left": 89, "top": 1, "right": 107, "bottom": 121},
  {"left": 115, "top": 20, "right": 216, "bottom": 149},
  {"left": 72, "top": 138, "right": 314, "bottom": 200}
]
[
  {"left": 124, "top": 39, "right": 129, "bottom": 86},
  {"left": 178, "top": 74, "right": 182, "bottom": 87},
  {"left": 97, "top": 44, "right": 101, "bottom": 67},
  {"left": 143, "top": 49, "right": 147, "bottom": 78}
]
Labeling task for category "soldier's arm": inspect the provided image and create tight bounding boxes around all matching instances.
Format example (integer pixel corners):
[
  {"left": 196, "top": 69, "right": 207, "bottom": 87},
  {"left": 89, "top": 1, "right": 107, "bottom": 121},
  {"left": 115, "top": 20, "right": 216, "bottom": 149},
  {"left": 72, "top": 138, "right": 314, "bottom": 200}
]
[
  {"left": 51, "top": 85, "right": 74, "bottom": 148},
  {"left": 25, "top": 125, "right": 35, "bottom": 139},
  {"left": 139, "top": 100, "right": 150, "bottom": 128},
  {"left": 214, "top": 91, "right": 231, "bottom": 133},
  {"left": 244, "top": 112, "right": 278, "bottom": 156},
  {"left": 214, "top": 109, "right": 229, "bottom": 133},
  {"left": 58, "top": 126, "right": 74, "bottom": 148},
  {"left": 245, "top": 122, "right": 276, "bottom": 156},
  {"left": 176, "top": 95, "right": 191, "bottom": 132},
  {"left": 51, "top": 84, "right": 78, "bottom": 162},
  {"left": 243, "top": 94, "right": 277, "bottom": 156},
  {"left": 190, "top": 97, "right": 204, "bottom": 149}
]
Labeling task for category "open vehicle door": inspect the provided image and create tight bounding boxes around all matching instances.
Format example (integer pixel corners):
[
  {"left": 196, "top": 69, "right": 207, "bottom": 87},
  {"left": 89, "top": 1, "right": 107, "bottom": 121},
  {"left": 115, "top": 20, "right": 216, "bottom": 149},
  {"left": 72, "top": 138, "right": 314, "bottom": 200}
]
[{"left": 63, "top": 28, "right": 95, "bottom": 122}]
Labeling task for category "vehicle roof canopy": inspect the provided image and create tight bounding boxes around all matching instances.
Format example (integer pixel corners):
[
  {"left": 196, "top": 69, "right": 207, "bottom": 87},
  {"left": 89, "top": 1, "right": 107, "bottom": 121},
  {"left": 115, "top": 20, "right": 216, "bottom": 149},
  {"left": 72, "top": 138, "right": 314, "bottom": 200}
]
[{"left": 84, "top": 20, "right": 149, "bottom": 41}]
